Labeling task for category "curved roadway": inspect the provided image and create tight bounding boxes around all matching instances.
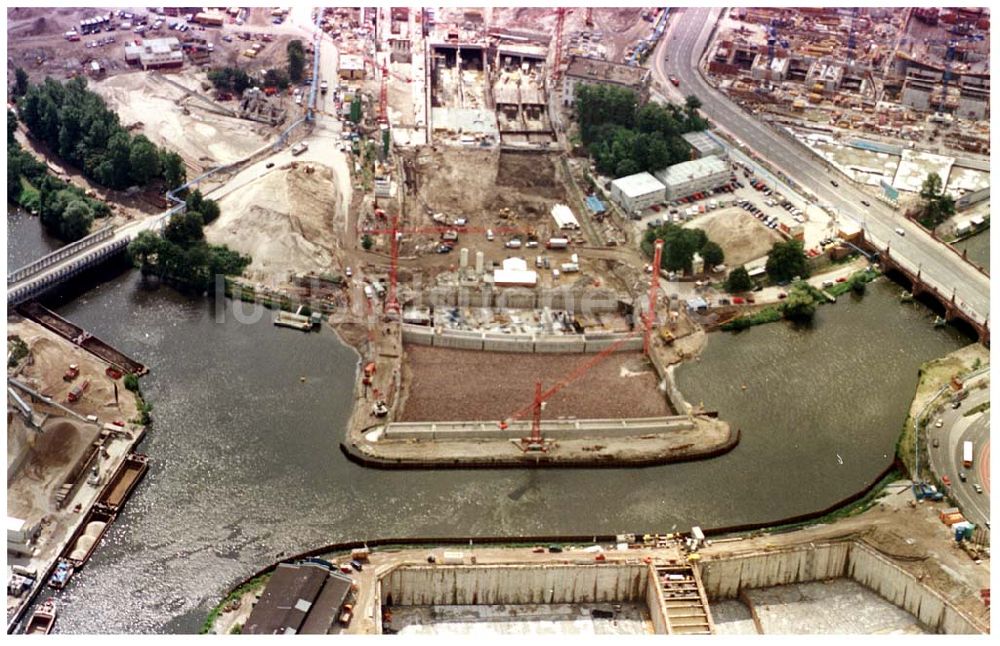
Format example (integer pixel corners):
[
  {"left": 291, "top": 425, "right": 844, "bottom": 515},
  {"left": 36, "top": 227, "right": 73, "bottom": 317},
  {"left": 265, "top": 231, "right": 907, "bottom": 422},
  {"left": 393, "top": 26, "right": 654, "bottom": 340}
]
[{"left": 655, "top": 8, "right": 989, "bottom": 325}]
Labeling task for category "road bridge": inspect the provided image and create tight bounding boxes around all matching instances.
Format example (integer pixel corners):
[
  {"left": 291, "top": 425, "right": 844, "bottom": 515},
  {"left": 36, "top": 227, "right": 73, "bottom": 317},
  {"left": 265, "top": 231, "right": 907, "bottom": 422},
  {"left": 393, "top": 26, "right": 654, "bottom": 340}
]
[{"left": 655, "top": 7, "right": 989, "bottom": 333}]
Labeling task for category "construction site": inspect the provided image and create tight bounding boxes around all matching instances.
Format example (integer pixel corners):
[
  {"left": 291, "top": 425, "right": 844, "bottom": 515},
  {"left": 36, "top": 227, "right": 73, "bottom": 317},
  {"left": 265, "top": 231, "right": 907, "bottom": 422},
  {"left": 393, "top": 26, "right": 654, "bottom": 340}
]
[
  {"left": 704, "top": 7, "right": 990, "bottom": 212},
  {"left": 209, "top": 473, "right": 989, "bottom": 635}
]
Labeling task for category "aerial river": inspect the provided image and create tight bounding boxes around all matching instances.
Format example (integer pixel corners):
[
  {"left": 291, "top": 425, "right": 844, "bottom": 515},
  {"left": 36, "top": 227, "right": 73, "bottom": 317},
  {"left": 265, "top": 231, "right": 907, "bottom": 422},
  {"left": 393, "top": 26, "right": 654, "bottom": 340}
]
[{"left": 10, "top": 214, "right": 966, "bottom": 633}]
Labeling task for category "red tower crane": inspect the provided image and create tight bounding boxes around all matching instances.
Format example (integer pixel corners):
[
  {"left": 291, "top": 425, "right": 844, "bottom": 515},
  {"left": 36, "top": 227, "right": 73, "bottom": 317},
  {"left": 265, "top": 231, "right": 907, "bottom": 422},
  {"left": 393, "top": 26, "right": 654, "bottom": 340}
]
[
  {"left": 552, "top": 7, "right": 567, "bottom": 82},
  {"left": 378, "top": 62, "right": 389, "bottom": 124}
]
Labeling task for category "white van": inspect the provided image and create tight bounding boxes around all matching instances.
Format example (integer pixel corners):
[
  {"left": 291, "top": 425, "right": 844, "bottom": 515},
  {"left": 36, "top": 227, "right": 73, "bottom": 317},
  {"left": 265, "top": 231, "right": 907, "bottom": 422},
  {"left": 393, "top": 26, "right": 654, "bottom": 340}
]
[
  {"left": 486, "top": 229, "right": 494, "bottom": 241},
  {"left": 895, "top": 227, "right": 905, "bottom": 236}
]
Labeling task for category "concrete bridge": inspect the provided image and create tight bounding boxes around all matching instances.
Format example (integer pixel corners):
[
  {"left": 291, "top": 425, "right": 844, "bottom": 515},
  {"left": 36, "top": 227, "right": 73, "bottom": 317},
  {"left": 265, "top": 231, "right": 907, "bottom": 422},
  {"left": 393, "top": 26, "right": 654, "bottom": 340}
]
[
  {"left": 879, "top": 247, "right": 990, "bottom": 347},
  {"left": 6, "top": 213, "right": 174, "bottom": 306}
]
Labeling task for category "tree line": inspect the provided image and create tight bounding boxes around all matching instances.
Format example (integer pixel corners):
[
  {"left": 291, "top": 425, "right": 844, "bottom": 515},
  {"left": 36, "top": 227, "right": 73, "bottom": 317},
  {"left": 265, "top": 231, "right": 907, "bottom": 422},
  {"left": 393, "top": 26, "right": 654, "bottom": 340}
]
[
  {"left": 127, "top": 189, "right": 249, "bottom": 291},
  {"left": 574, "top": 84, "right": 709, "bottom": 177},
  {"left": 14, "top": 73, "right": 186, "bottom": 193},
  {"left": 642, "top": 222, "right": 724, "bottom": 274},
  {"left": 9, "top": 109, "right": 111, "bottom": 241}
]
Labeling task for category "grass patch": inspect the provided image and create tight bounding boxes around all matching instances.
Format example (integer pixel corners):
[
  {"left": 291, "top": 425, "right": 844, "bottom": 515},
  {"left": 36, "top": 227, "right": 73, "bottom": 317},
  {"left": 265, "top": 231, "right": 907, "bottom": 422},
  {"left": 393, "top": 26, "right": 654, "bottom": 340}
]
[
  {"left": 826, "top": 268, "right": 880, "bottom": 298},
  {"left": 201, "top": 573, "right": 271, "bottom": 635},
  {"left": 963, "top": 401, "right": 989, "bottom": 417},
  {"left": 7, "top": 335, "right": 29, "bottom": 367},
  {"left": 721, "top": 306, "right": 782, "bottom": 331}
]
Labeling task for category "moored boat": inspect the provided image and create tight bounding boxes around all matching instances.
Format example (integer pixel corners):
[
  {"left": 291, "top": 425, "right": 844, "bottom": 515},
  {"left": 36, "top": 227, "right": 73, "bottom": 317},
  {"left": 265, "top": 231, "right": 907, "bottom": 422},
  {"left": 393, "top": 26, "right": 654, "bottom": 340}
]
[
  {"left": 48, "top": 560, "right": 75, "bottom": 590},
  {"left": 25, "top": 599, "right": 57, "bottom": 634}
]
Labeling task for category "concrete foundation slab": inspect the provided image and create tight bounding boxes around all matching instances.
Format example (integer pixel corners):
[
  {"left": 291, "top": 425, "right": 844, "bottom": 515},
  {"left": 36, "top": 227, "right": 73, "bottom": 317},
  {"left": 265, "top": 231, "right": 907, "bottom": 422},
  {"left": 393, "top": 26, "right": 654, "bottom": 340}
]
[
  {"left": 744, "top": 579, "right": 930, "bottom": 635},
  {"left": 710, "top": 600, "right": 758, "bottom": 635},
  {"left": 388, "top": 603, "right": 653, "bottom": 635}
]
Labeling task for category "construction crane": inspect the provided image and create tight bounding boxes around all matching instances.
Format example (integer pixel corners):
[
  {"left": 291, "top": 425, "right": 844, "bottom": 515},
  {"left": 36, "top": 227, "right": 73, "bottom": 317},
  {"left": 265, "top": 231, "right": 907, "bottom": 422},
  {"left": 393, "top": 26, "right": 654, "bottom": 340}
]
[
  {"left": 585, "top": 7, "right": 594, "bottom": 27},
  {"left": 552, "top": 7, "right": 566, "bottom": 82},
  {"left": 499, "top": 240, "right": 664, "bottom": 452},
  {"left": 925, "top": 35, "right": 985, "bottom": 110},
  {"left": 378, "top": 62, "right": 389, "bottom": 124},
  {"left": 500, "top": 331, "right": 643, "bottom": 452},
  {"left": 362, "top": 210, "right": 539, "bottom": 316}
]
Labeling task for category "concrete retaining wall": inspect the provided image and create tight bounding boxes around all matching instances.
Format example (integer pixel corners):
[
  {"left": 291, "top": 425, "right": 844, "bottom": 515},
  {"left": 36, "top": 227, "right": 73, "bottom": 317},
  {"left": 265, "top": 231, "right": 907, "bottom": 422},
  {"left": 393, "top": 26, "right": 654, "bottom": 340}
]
[
  {"left": 848, "top": 543, "right": 982, "bottom": 635},
  {"left": 381, "top": 563, "right": 648, "bottom": 606},
  {"left": 645, "top": 563, "right": 670, "bottom": 634},
  {"left": 381, "top": 416, "right": 695, "bottom": 441},
  {"left": 405, "top": 288, "right": 624, "bottom": 313},
  {"left": 401, "top": 325, "right": 639, "bottom": 354},
  {"left": 700, "top": 541, "right": 985, "bottom": 635},
  {"left": 700, "top": 543, "right": 850, "bottom": 599}
]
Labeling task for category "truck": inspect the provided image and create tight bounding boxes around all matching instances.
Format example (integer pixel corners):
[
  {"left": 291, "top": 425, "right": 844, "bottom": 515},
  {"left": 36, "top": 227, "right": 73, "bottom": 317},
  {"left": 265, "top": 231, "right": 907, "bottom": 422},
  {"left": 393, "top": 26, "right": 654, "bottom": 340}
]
[
  {"left": 560, "top": 263, "right": 580, "bottom": 273},
  {"left": 291, "top": 142, "right": 308, "bottom": 156},
  {"left": 546, "top": 237, "right": 569, "bottom": 250},
  {"left": 963, "top": 440, "right": 973, "bottom": 468}
]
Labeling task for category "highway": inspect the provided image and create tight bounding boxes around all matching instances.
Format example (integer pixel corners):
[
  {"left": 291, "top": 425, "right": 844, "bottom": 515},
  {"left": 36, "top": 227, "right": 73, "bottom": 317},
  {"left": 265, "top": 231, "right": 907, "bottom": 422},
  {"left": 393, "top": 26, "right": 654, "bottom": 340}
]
[
  {"left": 654, "top": 7, "right": 989, "bottom": 326},
  {"left": 927, "top": 375, "right": 990, "bottom": 526}
]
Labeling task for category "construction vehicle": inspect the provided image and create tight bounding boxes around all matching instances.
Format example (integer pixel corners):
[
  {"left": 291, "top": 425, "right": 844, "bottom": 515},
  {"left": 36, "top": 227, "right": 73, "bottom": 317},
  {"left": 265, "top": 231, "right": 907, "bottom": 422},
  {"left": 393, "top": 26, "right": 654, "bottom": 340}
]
[
  {"left": 362, "top": 362, "right": 376, "bottom": 386},
  {"left": 67, "top": 380, "right": 90, "bottom": 403},
  {"left": 63, "top": 364, "right": 80, "bottom": 382},
  {"left": 372, "top": 400, "right": 389, "bottom": 417}
]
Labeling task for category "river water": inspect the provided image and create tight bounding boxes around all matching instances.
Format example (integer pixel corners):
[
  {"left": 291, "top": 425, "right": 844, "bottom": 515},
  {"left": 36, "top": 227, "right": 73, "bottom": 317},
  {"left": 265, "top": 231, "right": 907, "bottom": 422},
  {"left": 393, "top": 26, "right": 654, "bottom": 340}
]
[
  {"left": 954, "top": 229, "right": 990, "bottom": 273},
  {"left": 9, "top": 218, "right": 967, "bottom": 633}
]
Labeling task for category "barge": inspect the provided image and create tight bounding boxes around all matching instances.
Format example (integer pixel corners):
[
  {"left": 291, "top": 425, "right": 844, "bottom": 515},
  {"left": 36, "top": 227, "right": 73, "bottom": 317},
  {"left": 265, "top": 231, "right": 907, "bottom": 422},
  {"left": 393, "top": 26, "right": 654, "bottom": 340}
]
[
  {"left": 274, "top": 310, "right": 314, "bottom": 331},
  {"left": 18, "top": 302, "right": 148, "bottom": 376},
  {"left": 24, "top": 600, "right": 57, "bottom": 635},
  {"left": 99, "top": 453, "right": 150, "bottom": 512},
  {"left": 64, "top": 505, "right": 116, "bottom": 568}
]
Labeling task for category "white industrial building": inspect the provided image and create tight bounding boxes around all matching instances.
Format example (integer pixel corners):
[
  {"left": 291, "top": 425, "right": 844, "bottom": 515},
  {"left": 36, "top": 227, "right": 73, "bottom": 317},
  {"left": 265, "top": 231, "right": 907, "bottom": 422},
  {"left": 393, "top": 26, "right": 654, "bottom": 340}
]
[
  {"left": 550, "top": 204, "right": 580, "bottom": 230},
  {"left": 610, "top": 172, "right": 666, "bottom": 215},
  {"left": 655, "top": 155, "right": 730, "bottom": 201},
  {"left": 493, "top": 257, "right": 537, "bottom": 287},
  {"left": 124, "top": 37, "right": 183, "bottom": 70}
]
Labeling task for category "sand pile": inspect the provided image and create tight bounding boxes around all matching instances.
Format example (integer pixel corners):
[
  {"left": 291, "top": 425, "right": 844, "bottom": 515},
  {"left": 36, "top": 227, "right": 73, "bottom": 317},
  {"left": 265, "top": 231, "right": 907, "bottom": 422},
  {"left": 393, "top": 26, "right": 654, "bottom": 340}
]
[
  {"left": 93, "top": 73, "right": 270, "bottom": 169},
  {"left": 207, "top": 164, "right": 343, "bottom": 281},
  {"left": 686, "top": 208, "right": 784, "bottom": 267}
]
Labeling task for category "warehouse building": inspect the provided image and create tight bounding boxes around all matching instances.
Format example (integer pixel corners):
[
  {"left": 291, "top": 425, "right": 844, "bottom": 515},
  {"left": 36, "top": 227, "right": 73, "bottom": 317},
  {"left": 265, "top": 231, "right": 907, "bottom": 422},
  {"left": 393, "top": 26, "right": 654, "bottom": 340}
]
[
  {"left": 124, "top": 37, "right": 184, "bottom": 70},
  {"left": 681, "top": 131, "right": 725, "bottom": 159},
  {"left": 562, "top": 55, "right": 651, "bottom": 107},
  {"left": 655, "top": 155, "right": 730, "bottom": 201},
  {"left": 610, "top": 172, "right": 666, "bottom": 215},
  {"left": 243, "top": 562, "right": 354, "bottom": 634}
]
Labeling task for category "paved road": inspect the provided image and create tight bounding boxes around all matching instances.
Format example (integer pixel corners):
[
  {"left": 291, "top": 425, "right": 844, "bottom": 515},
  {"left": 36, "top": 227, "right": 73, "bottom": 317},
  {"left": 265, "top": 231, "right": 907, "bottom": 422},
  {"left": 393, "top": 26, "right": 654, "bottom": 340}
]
[
  {"left": 654, "top": 7, "right": 989, "bottom": 326},
  {"left": 927, "top": 376, "right": 990, "bottom": 526}
]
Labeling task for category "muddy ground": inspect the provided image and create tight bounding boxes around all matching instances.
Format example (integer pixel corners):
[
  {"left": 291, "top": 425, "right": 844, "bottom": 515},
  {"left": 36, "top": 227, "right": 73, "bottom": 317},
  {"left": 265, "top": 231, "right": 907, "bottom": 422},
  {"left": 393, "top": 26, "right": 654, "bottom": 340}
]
[{"left": 398, "top": 346, "right": 670, "bottom": 423}]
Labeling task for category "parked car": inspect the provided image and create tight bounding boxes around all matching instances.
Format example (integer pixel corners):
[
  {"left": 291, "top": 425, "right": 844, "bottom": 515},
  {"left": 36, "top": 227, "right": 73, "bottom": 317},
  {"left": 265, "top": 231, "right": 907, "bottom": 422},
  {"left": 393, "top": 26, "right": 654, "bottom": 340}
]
[
  {"left": 974, "top": 484, "right": 983, "bottom": 494},
  {"left": 860, "top": 200, "right": 870, "bottom": 207},
  {"left": 959, "top": 472, "right": 967, "bottom": 482},
  {"left": 830, "top": 180, "right": 839, "bottom": 187}
]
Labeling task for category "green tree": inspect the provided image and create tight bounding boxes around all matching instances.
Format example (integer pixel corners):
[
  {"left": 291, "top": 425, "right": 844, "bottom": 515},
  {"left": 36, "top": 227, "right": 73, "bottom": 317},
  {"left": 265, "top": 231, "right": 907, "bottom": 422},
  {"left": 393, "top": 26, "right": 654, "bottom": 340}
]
[
  {"left": 361, "top": 234, "right": 374, "bottom": 250},
  {"left": 287, "top": 40, "right": 306, "bottom": 83},
  {"left": 185, "top": 188, "right": 205, "bottom": 213},
  {"left": 263, "top": 68, "right": 290, "bottom": 89},
  {"left": 128, "top": 230, "right": 162, "bottom": 271},
  {"left": 129, "top": 135, "right": 161, "bottom": 185},
  {"left": 164, "top": 211, "right": 205, "bottom": 247},
  {"left": 60, "top": 200, "right": 94, "bottom": 240},
  {"left": 160, "top": 150, "right": 186, "bottom": 191},
  {"left": 350, "top": 97, "right": 362, "bottom": 123},
  {"left": 685, "top": 94, "right": 702, "bottom": 112},
  {"left": 198, "top": 198, "right": 221, "bottom": 225},
  {"left": 782, "top": 284, "right": 817, "bottom": 322},
  {"left": 918, "top": 172, "right": 956, "bottom": 229},
  {"left": 700, "top": 240, "right": 724, "bottom": 267},
  {"left": 8, "top": 109, "right": 18, "bottom": 144},
  {"left": 919, "top": 172, "right": 943, "bottom": 201},
  {"left": 14, "top": 67, "right": 29, "bottom": 97},
  {"left": 765, "top": 239, "right": 809, "bottom": 283},
  {"left": 725, "top": 266, "right": 754, "bottom": 293}
]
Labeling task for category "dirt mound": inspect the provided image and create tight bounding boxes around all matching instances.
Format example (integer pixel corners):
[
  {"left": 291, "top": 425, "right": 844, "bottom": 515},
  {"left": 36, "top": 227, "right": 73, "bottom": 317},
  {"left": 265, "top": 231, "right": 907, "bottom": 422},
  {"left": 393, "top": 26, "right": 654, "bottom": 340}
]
[
  {"left": 207, "top": 164, "right": 343, "bottom": 281},
  {"left": 92, "top": 73, "right": 271, "bottom": 170},
  {"left": 686, "top": 208, "right": 783, "bottom": 267}
]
